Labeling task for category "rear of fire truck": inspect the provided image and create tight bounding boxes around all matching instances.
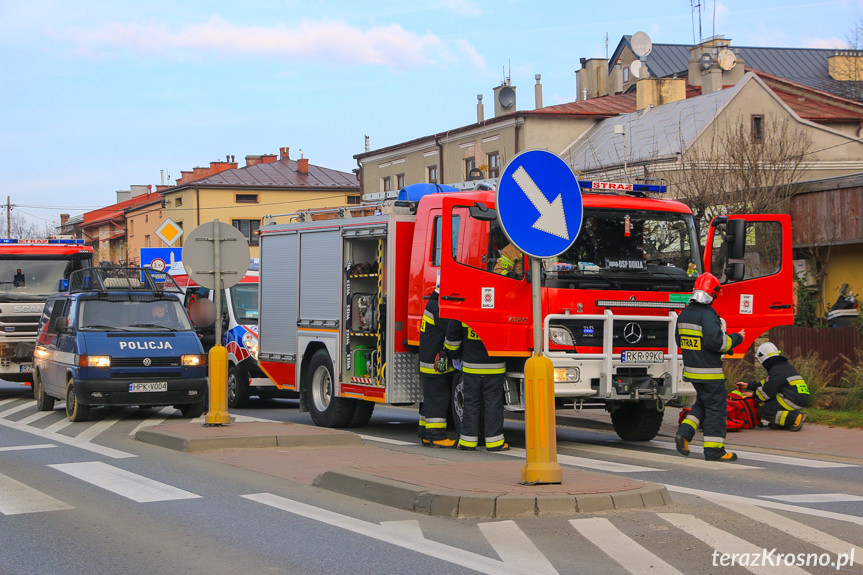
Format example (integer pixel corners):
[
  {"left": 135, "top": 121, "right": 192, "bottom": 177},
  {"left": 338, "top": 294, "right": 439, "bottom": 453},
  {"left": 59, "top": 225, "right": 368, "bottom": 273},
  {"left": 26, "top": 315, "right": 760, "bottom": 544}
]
[{"left": 0, "top": 239, "right": 94, "bottom": 382}]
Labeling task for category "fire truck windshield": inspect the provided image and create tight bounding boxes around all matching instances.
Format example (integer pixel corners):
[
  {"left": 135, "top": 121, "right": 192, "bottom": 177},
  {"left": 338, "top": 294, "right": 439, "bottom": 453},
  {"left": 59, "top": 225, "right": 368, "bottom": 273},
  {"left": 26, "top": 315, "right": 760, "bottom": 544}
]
[
  {"left": 0, "top": 259, "right": 82, "bottom": 300},
  {"left": 543, "top": 208, "right": 700, "bottom": 291}
]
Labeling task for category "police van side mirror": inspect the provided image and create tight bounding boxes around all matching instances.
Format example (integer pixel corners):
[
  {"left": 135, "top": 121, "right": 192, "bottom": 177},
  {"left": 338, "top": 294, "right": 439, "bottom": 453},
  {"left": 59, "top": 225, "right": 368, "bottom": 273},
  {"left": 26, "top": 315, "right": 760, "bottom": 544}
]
[{"left": 53, "top": 317, "right": 69, "bottom": 333}]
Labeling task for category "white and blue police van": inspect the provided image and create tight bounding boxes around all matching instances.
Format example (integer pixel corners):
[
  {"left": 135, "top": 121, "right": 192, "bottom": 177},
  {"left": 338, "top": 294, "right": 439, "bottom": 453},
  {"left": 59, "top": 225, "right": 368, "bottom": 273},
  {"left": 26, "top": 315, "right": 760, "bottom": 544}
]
[{"left": 32, "top": 267, "right": 208, "bottom": 421}]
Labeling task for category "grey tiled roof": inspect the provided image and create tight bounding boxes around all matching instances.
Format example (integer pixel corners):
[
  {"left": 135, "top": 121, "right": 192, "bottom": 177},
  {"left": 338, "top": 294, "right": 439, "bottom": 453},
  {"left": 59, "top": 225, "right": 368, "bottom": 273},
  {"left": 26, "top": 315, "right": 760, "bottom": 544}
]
[{"left": 174, "top": 158, "right": 358, "bottom": 190}]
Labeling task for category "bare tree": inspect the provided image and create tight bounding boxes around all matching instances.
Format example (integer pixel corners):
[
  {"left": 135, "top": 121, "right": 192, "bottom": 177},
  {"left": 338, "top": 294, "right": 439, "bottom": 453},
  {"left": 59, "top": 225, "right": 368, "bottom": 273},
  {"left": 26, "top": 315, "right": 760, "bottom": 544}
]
[{"left": 0, "top": 211, "right": 59, "bottom": 240}]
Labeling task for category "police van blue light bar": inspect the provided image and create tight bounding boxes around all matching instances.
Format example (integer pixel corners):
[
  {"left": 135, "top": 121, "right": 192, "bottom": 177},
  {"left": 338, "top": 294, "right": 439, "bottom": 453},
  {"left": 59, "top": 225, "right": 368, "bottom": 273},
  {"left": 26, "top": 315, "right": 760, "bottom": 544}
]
[{"left": 578, "top": 180, "right": 666, "bottom": 193}]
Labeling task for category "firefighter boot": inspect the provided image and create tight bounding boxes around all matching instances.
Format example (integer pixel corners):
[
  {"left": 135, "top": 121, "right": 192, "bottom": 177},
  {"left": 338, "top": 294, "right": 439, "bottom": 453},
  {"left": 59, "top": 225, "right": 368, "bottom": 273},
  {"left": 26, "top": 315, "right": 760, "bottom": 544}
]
[
  {"left": 706, "top": 451, "right": 738, "bottom": 462},
  {"left": 675, "top": 434, "right": 690, "bottom": 457},
  {"left": 422, "top": 438, "right": 456, "bottom": 448},
  {"left": 789, "top": 412, "right": 807, "bottom": 432},
  {"left": 486, "top": 442, "right": 509, "bottom": 452}
]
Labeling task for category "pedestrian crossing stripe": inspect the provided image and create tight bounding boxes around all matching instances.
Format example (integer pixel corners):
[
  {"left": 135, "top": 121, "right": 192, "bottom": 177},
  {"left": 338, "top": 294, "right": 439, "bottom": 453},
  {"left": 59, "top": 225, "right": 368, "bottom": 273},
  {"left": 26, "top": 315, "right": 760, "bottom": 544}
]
[
  {"left": 49, "top": 461, "right": 201, "bottom": 503},
  {"left": 0, "top": 472, "right": 72, "bottom": 515}
]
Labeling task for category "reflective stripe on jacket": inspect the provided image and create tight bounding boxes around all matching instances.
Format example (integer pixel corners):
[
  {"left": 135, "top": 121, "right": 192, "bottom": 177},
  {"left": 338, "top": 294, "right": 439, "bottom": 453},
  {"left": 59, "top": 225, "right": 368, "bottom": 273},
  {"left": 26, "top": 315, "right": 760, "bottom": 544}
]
[{"left": 675, "top": 301, "right": 742, "bottom": 384}]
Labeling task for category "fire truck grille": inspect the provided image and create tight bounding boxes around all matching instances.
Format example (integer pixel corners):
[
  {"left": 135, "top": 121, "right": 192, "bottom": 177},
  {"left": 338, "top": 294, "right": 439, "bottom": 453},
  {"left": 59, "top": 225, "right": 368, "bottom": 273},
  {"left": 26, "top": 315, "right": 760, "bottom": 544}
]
[
  {"left": 556, "top": 319, "right": 669, "bottom": 349},
  {"left": 0, "top": 316, "right": 41, "bottom": 324},
  {"left": 111, "top": 357, "right": 182, "bottom": 368}
]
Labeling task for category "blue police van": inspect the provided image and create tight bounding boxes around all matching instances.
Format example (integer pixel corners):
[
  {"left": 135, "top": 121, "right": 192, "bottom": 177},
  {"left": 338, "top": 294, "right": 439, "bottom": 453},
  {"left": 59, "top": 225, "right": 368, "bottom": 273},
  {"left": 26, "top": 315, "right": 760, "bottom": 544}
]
[{"left": 32, "top": 267, "right": 208, "bottom": 422}]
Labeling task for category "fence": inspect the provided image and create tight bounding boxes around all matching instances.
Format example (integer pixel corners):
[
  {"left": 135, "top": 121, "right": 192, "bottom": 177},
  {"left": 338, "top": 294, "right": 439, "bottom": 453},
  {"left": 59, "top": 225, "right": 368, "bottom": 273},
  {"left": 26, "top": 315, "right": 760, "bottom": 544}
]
[{"left": 767, "top": 325, "right": 863, "bottom": 385}]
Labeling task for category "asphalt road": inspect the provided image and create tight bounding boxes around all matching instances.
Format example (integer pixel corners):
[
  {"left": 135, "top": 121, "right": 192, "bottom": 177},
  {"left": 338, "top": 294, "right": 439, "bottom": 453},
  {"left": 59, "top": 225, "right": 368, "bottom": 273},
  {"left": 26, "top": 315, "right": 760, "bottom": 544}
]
[{"left": 2, "top": 381, "right": 862, "bottom": 575}]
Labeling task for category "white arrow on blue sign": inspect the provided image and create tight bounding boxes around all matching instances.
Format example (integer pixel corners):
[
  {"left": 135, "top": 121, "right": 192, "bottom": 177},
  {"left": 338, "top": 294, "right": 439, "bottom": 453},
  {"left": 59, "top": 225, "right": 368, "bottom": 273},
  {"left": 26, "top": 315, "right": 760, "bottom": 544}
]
[{"left": 495, "top": 150, "right": 584, "bottom": 259}]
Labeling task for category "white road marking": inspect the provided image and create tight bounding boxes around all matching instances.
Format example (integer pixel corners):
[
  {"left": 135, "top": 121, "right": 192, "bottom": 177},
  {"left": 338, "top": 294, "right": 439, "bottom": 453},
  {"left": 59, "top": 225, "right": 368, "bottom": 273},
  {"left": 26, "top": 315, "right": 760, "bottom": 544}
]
[
  {"left": 657, "top": 513, "right": 811, "bottom": 575},
  {"left": 0, "top": 472, "right": 72, "bottom": 515},
  {"left": 0, "top": 416, "right": 134, "bottom": 459},
  {"left": 128, "top": 407, "right": 175, "bottom": 436},
  {"left": 760, "top": 493, "right": 863, "bottom": 504},
  {"left": 575, "top": 443, "right": 763, "bottom": 471},
  {"left": 49, "top": 461, "right": 200, "bottom": 503},
  {"left": 380, "top": 520, "right": 425, "bottom": 540},
  {"left": 665, "top": 484, "right": 863, "bottom": 527},
  {"left": 359, "top": 434, "right": 415, "bottom": 446},
  {"left": 710, "top": 499, "right": 863, "bottom": 567},
  {"left": 43, "top": 416, "right": 73, "bottom": 434},
  {"left": 0, "top": 401, "right": 37, "bottom": 418},
  {"left": 570, "top": 517, "right": 684, "bottom": 575},
  {"left": 647, "top": 439, "right": 856, "bottom": 469},
  {"left": 0, "top": 398, "right": 18, "bottom": 407},
  {"left": 16, "top": 409, "right": 58, "bottom": 426},
  {"left": 479, "top": 520, "right": 559, "bottom": 575},
  {"left": 242, "top": 492, "right": 559, "bottom": 575},
  {"left": 73, "top": 414, "right": 126, "bottom": 442},
  {"left": 505, "top": 446, "right": 660, "bottom": 473},
  {"left": 0, "top": 443, "right": 56, "bottom": 452}
]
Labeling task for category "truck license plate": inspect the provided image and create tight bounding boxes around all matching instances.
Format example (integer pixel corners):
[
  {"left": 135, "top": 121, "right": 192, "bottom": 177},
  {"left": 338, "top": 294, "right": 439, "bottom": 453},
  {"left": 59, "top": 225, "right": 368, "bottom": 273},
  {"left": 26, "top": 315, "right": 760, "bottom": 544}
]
[
  {"left": 19, "top": 364, "right": 32, "bottom": 373},
  {"left": 621, "top": 350, "right": 664, "bottom": 363},
  {"left": 129, "top": 382, "right": 168, "bottom": 393}
]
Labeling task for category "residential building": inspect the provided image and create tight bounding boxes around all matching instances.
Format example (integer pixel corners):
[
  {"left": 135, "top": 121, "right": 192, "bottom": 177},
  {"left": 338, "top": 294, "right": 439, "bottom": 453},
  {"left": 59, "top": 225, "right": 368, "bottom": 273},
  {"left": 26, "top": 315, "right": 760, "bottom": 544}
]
[
  {"left": 124, "top": 194, "right": 168, "bottom": 266},
  {"left": 81, "top": 186, "right": 161, "bottom": 265}
]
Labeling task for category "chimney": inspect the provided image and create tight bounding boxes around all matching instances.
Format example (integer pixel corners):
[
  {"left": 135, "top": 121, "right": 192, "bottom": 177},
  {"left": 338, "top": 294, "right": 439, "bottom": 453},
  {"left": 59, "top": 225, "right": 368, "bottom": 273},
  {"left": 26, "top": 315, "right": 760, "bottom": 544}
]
[
  {"left": 492, "top": 80, "right": 516, "bottom": 117},
  {"left": 280, "top": 147, "right": 290, "bottom": 160},
  {"left": 210, "top": 160, "right": 236, "bottom": 175},
  {"left": 116, "top": 190, "right": 131, "bottom": 203},
  {"left": 636, "top": 77, "right": 687, "bottom": 110},
  {"left": 297, "top": 158, "right": 309, "bottom": 175},
  {"left": 364, "top": 135, "right": 370, "bottom": 152},
  {"left": 130, "top": 185, "right": 149, "bottom": 197},
  {"left": 245, "top": 155, "right": 263, "bottom": 167},
  {"left": 534, "top": 74, "right": 543, "bottom": 109},
  {"left": 702, "top": 67, "right": 723, "bottom": 94},
  {"left": 261, "top": 154, "right": 277, "bottom": 164},
  {"left": 192, "top": 166, "right": 210, "bottom": 180},
  {"left": 60, "top": 214, "right": 70, "bottom": 227},
  {"left": 609, "top": 60, "right": 623, "bottom": 94},
  {"left": 477, "top": 94, "right": 484, "bottom": 122}
]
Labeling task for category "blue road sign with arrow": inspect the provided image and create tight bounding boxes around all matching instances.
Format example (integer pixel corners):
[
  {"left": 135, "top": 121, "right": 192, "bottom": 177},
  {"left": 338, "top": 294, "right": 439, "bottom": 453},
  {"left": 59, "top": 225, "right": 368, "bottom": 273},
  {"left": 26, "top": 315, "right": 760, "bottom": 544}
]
[{"left": 495, "top": 150, "right": 583, "bottom": 258}]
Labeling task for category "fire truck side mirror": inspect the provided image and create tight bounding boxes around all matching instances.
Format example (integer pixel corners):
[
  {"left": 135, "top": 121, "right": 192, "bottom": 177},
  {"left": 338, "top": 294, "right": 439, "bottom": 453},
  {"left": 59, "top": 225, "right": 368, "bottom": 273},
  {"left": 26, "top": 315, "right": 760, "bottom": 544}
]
[
  {"left": 726, "top": 219, "right": 746, "bottom": 261},
  {"left": 724, "top": 262, "right": 745, "bottom": 282},
  {"left": 469, "top": 202, "right": 497, "bottom": 221}
]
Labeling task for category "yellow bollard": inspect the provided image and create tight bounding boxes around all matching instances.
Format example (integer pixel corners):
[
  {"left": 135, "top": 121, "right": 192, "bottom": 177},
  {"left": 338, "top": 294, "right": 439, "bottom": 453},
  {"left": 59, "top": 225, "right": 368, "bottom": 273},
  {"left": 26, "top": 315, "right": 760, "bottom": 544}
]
[
  {"left": 204, "top": 345, "right": 231, "bottom": 426},
  {"left": 522, "top": 353, "right": 563, "bottom": 484}
]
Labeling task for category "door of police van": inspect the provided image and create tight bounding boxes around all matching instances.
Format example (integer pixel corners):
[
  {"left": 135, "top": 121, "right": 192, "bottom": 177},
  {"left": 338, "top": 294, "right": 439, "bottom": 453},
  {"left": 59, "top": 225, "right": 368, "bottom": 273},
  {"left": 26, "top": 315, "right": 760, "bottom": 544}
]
[
  {"left": 703, "top": 214, "right": 794, "bottom": 356},
  {"left": 438, "top": 197, "right": 531, "bottom": 355}
]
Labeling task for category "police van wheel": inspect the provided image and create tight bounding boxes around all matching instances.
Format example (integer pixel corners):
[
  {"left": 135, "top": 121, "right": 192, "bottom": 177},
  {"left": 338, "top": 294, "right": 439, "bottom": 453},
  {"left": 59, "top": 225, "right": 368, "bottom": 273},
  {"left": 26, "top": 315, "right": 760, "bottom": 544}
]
[
  {"left": 65, "top": 379, "right": 90, "bottom": 422},
  {"left": 34, "top": 370, "right": 55, "bottom": 412},
  {"left": 610, "top": 401, "right": 664, "bottom": 441},
  {"left": 306, "top": 350, "right": 354, "bottom": 428},
  {"left": 180, "top": 401, "right": 206, "bottom": 419},
  {"left": 227, "top": 365, "right": 250, "bottom": 409}
]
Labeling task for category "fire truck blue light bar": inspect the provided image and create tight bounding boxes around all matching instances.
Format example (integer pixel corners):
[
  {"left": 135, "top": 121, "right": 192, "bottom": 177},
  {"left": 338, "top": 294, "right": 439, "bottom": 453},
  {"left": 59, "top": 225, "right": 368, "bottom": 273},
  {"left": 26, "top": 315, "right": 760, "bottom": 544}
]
[{"left": 578, "top": 180, "right": 667, "bottom": 193}]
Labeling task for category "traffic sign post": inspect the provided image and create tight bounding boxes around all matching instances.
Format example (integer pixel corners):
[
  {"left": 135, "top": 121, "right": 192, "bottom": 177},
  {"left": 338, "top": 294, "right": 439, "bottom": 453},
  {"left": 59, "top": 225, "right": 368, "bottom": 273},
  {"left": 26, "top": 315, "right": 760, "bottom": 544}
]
[
  {"left": 496, "top": 150, "right": 584, "bottom": 485},
  {"left": 182, "top": 220, "right": 250, "bottom": 427}
]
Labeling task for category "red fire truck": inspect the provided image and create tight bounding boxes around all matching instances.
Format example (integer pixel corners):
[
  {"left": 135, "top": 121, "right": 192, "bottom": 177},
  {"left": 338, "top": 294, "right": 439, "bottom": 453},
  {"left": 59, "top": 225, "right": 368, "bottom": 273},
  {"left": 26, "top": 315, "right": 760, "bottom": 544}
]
[
  {"left": 0, "top": 239, "right": 94, "bottom": 382},
  {"left": 256, "top": 182, "right": 792, "bottom": 440}
]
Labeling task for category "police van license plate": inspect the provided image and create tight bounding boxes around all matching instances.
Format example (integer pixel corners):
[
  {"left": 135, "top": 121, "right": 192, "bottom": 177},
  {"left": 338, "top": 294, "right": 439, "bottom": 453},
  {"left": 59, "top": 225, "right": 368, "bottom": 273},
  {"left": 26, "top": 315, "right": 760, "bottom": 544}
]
[
  {"left": 129, "top": 382, "right": 168, "bottom": 393},
  {"left": 621, "top": 350, "right": 663, "bottom": 363}
]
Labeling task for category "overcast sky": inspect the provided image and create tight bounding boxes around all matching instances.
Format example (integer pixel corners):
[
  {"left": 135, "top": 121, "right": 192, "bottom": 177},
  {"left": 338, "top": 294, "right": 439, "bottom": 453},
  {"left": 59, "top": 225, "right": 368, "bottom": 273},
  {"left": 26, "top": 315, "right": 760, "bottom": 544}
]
[{"left": 2, "top": 0, "right": 861, "bottom": 225}]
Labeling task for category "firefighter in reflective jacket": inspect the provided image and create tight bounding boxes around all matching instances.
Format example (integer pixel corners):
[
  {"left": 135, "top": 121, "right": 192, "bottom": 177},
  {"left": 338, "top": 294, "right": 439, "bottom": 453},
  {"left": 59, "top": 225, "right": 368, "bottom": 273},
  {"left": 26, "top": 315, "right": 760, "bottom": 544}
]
[
  {"left": 493, "top": 243, "right": 524, "bottom": 277},
  {"left": 675, "top": 273, "right": 745, "bottom": 462},
  {"left": 444, "top": 321, "right": 508, "bottom": 451},
  {"left": 418, "top": 289, "right": 456, "bottom": 448},
  {"left": 735, "top": 342, "right": 808, "bottom": 431}
]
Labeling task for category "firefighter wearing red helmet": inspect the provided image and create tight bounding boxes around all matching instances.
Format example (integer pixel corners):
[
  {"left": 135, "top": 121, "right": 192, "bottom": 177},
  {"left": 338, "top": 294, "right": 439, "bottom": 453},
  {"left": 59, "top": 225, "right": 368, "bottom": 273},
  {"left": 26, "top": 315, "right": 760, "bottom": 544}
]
[{"left": 675, "top": 272, "right": 746, "bottom": 462}]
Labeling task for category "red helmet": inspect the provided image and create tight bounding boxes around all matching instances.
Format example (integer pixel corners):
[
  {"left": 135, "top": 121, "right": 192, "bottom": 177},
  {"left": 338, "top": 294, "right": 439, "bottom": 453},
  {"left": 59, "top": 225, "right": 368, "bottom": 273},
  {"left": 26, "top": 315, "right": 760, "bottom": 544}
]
[{"left": 694, "top": 273, "right": 722, "bottom": 299}]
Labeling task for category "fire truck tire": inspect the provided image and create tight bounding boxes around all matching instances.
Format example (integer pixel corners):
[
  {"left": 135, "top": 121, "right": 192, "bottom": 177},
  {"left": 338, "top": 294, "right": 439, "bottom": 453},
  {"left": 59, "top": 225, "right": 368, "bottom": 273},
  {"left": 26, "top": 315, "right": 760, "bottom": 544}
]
[
  {"left": 609, "top": 401, "right": 664, "bottom": 441},
  {"left": 33, "top": 370, "right": 55, "bottom": 411},
  {"left": 65, "top": 379, "right": 90, "bottom": 422},
  {"left": 348, "top": 400, "right": 375, "bottom": 427},
  {"left": 227, "top": 365, "right": 251, "bottom": 409},
  {"left": 307, "top": 350, "right": 355, "bottom": 428},
  {"left": 449, "top": 376, "right": 465, "bottom": 436}
]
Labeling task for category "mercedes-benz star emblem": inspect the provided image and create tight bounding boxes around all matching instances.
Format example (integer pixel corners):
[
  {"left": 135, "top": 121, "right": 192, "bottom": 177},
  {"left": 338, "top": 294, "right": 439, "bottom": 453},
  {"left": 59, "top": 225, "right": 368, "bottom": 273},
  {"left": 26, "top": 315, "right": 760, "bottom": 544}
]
[
  {"left": 623, "top": 322, "right": 643, "bottom": 344},
  {"left": 143, "top": 358, "right": 152, "bottom": 367}
]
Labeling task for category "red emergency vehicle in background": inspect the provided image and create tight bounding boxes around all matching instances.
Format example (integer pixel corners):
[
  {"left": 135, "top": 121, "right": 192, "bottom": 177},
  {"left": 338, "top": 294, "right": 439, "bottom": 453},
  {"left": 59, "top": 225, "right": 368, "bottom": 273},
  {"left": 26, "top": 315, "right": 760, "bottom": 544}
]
[
  {"left": 0, "top": 239, "right": 93, "bottom": 383},
  {"left": 256, "top": 182, "right": 793, "bottom": 440}
]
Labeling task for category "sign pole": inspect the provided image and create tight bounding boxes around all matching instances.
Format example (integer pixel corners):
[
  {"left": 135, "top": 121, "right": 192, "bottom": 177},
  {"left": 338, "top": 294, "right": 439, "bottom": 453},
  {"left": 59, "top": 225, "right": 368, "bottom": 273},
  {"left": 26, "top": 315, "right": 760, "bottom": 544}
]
[
  {"left": 205, "top": 219, "right": 231, "bottom": 426},
  {"left": 521, "top": 256, "right": 563, "bottom": 484}
]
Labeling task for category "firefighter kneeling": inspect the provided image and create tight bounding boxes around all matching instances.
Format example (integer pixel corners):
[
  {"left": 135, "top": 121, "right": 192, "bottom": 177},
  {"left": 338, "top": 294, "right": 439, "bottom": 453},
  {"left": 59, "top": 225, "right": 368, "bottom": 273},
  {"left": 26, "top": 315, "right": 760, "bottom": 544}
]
[
  {"left": 418, "top": 288, "right": 457, "bottom": 448},
  {"left": 735, "top": 342, "right": 808, "bottom": 431},
  {"left": 445, "top": 321, "right": 508, "bottom": 451}
]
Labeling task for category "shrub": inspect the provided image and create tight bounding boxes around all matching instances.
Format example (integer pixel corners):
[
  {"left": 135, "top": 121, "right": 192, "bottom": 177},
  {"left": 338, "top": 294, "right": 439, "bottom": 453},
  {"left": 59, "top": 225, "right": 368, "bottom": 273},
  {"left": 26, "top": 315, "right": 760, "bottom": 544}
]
[
  {"left": 724, "top": 358, "right": 756, "bottom": 393},
  {"left": 840, "top": 357, "right": 863, "bottom": 410},
  {"left": 793, "top": 352, "right": 831, "bottom": 408}
]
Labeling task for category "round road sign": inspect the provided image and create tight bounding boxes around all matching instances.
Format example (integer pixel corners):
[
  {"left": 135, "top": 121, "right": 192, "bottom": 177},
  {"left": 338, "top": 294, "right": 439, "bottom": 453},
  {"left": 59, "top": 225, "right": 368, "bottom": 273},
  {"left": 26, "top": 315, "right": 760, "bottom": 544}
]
[
  {"left": 150, "top": 258, "right": 166, "bottom": 272},
  {"left": 182, "top": 220, "right": 250, "bottom": 290}
]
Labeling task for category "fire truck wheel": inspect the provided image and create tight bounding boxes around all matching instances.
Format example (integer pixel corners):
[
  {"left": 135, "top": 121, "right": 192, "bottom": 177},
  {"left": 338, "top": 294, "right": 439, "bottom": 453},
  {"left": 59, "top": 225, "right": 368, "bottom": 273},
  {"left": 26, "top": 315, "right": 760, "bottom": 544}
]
[
  {"left": 348, "top": 400, "right": 375, "bottom": 427},
  {"left": 306, "top": 349, "right": 355, "bottom": 428},
  {"left": 227, "top": 365, "right": 251, "bottom": 409},
  {"left": 609, "top": 401, "right": 664, "bottom": 441},
  {"left": 34, "top": 370, "right": 55, "bottom": 411},
  {"left": 449, "top": 376, "right": 465, "bottom": 436},
  {"left": 65, "top": 379, "right": 90, "bottom": 423}
]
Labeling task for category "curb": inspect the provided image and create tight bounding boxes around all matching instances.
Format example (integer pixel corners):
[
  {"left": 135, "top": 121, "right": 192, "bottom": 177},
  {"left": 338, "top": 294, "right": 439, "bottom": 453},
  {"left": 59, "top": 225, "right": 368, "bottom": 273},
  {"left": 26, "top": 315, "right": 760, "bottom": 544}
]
[
  {"left": 313, "top": 469, "right": 671, "bottom": 518},
  {"left": 135, "top": 423, "right": 363, "bottom": 453}
]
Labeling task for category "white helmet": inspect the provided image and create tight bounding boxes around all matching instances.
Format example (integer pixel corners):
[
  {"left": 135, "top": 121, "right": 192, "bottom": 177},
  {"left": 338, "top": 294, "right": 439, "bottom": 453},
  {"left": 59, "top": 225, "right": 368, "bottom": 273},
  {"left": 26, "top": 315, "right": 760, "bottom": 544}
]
[{"left": 755, "top": 342, "right": 781, "bottom": 364}]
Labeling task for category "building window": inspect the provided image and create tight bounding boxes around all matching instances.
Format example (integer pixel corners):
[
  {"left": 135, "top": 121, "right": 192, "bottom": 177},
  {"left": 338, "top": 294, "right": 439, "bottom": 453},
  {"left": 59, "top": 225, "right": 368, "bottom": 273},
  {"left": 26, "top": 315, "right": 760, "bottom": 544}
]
[
  {"left": 464, "top": 157, "right": 476, "bottom": 180},
  {"left": 232, "top": 219, "right": 260, "bottom": 246},
  {"left": 235, "top": 193, "right": 259, "bottom": 204},
  {"left": 347, "top": 194, "right": 361, "bottom": 205},
  {"left": 396, "top": 173, "right": 406, "bottom": 189},
  {"left": 175, "top": 197, "right": 183, "bottom": 208},
  {"left": 487, "top": 152, "right": 500, "bottom": 179},
  {"left": 175, "top": 221, "right": 183, "bottom": 247},
  {"left": 145, "top": 234, "right": 151, "bottom": 247},
  {"left": 427, "top": 165, "right": 438, "bottom": 184},
  {"left": 129, "top": 220, "right": 134, "bottom": 237},
  {"left": 382, "top": 176, "right": 392, "bottom": 192},
  {"left": 751, "top": 115, "right": 764, "bottom": 143},
  {"left": 145, "top": 214, "right": 148, "bottom": 223},
  {"left": 623, "top": 66, "right": 630, "bottom": 84}
]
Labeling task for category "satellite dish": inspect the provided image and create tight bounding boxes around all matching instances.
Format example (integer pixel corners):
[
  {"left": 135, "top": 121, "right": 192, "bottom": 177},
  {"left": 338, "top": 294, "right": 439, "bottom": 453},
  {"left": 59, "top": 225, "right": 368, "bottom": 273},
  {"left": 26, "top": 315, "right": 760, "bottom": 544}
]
[
  {"left": 498, "top": 86, "right": 515, "bottom": 108},
  {"left": 630, "top": 60, "right": 645, "bottom": 80},
  {"left": 700, "top": 52, "right": 714, "bottom": 71},
  {"left": 717, "top": 48, "right": 737, "bottom": 71},
  {"left": 631, "top": 31, "right": 653, "bottom": 58}
]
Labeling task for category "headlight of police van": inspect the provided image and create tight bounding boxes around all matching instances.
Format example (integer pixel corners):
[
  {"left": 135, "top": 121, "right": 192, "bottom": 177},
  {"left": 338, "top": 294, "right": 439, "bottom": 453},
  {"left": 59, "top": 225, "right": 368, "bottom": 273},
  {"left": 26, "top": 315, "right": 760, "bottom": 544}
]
[
  {"left": 182, "top": 354, "right": 206, "bottom": 367},
  {"left": 83, "top": 355, "right": 111, "bottom": 368},
  {"left": 242, "top": 331, "right": 259, "bottom": 360},
  {"left": 549, "top": 326, "right": 574, "bottom": 347}
]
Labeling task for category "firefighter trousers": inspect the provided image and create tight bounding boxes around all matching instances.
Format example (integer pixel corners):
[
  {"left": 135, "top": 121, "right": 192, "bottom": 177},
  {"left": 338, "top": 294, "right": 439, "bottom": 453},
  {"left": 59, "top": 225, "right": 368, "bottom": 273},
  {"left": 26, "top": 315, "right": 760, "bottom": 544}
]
[
  {"left": 758, "top": 398, "right": 804, "bottom": 428},
  {"left": 459, "top": 372, "right": 505, "bottom": 449},
  {"left": 421, "top": 373, "right": 452, "bottom": 441},
  {"left": 677, "top": 380, "right": 729, "bottom": 460}
]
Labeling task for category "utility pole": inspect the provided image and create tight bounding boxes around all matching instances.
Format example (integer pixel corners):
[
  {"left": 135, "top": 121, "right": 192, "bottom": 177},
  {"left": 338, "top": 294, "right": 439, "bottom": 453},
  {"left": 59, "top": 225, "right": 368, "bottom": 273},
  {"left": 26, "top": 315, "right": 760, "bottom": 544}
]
[{"left": 6, "top": 196, "right": 10, "bottom": 239}]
